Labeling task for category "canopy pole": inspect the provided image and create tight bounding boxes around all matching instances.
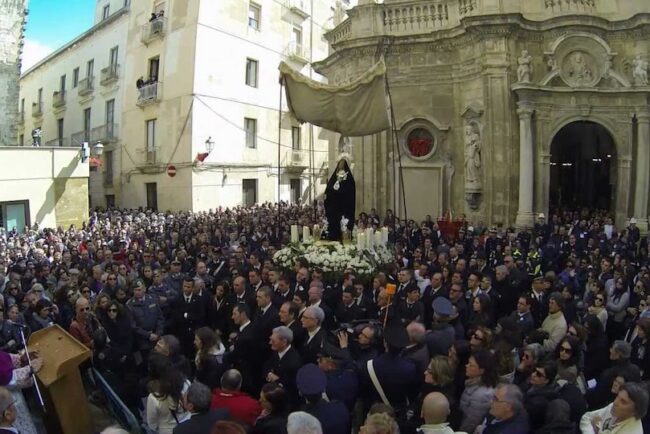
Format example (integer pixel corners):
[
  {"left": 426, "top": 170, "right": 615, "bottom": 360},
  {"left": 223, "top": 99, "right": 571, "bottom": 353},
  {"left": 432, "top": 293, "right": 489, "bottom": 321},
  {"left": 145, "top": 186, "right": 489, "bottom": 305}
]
[
  {"left": 278, "top": 78, "right": 284, "bottom": 239},
  {"left": 385, "top": 74, "right": 408, "bottom": 225}
]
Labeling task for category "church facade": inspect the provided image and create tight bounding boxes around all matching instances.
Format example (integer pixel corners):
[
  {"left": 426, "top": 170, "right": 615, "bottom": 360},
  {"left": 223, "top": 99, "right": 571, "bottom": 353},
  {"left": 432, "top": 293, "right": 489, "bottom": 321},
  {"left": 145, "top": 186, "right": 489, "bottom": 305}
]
[{"left": 314, "top": 0, "right": 650, "bottom": 231}]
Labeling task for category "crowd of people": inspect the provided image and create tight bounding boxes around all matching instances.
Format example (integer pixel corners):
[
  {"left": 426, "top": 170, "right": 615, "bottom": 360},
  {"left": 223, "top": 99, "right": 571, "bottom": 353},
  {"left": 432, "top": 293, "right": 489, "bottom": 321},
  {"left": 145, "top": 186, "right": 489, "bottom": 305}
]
[{"left": 0, "top": 203, "right": 649, "bottom": 434}]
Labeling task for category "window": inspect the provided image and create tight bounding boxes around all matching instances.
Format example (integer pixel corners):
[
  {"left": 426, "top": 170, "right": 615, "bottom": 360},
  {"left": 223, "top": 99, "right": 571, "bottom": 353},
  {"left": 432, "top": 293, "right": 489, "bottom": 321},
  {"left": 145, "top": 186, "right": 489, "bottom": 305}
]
[
  {"left": 290, "top": 178, "right": 301, "bottom": 204},
  {"left": 102, "top": 4, "right": 110, "bottom": 20},
  {"left": 19, "top": 134, "right": 24, "bottom": 146},
  {"left": 146, "top": 119, "right": 157, "bottom": 163},
  {"left": 292, "top": 27, "right": 303, "bottom": 47},
  {"left": 244, "top": 118, "right": 257, "bottom": 148},
  {"left": 0, "top": 201, "right": 30, "bottom": 234},
  {"left": 148, "top": 56, "right": 160, "bottom": 82},
  {"left": 146, "top": 183, "right": 158, "bottom": 211},
  {"left": 83, "top": 108, "right": 91, "bottom": 142},
  {"left": 242, "top": 179, "right": 258, "bottom": 206},
  {"left": 59, "top": 74, "right": 66, "bottom": 92},
  {"left": 245, "top": 58, "right": 258, "bottom": 87},
  {"left": 109, "top": 46, "right": 118, "bottom": 67},
  {"left": 292, "top": 126, "right": 301, "bottom": 149},
  {"left": 248, "top": 3, "right": 261, "bottom": 30},
  {"left": 106, "top": 99, "right": 115, "bottom": 139},
  {"left": 37, "top": 88, "right": 43, "bottom": 105},
  {"left": 20, "top": 98, "right": 24, "bottom": 114},
  {"left": 73, "top": 67, "right": 79, "bottom": 87},
  {"left": 105, "top": 151, "right": 113, "bottom": 186},
  {"left": 87, "top": 59, "right": 94, "bottom": 78},
  {"left": 57, "top": 118, "right": 64, "bottom": 146},
  {"left": 105, "top": 195, "right": 115, "bottom": 208}
]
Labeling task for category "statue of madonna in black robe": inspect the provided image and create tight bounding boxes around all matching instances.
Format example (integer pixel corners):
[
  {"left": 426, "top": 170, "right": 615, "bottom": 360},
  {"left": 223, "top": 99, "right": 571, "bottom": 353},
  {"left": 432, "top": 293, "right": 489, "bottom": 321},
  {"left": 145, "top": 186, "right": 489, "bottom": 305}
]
[{"left": 324, "top": 159, "right": 355, "bottom": 241}]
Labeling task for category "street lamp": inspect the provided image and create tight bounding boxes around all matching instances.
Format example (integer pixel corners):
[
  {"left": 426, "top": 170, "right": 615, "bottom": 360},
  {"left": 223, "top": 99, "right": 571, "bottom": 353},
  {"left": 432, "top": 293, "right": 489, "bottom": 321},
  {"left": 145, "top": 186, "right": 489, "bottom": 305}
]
[
  {"left": 205, "top": 136, "right": 215, "bottom": 154},
  {"left": 80, "top": 141, "right": 104, "bottom": 162}
]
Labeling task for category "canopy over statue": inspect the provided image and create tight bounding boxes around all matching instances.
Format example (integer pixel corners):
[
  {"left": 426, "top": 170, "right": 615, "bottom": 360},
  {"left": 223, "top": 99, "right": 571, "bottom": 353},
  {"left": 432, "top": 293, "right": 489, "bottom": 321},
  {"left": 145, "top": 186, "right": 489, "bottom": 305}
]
[{"left": 324, "top": 158, "right": 355, "bottom": 241}]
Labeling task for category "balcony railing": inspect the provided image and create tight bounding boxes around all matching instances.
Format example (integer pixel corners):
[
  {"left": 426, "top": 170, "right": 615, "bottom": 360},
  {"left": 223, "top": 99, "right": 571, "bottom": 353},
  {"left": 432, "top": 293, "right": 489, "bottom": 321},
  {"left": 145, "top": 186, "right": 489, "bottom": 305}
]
[
  {"left": 284, "top": 41, "right": 309, "bottom": 63},
  {"left": 71, "top": 130, "right": 91, "bottom": 145},
  {"left": 285, "top": 149, "right": 308, "bottom": 172},
  {"left": 141, "top": 17, "right": 167, "bottom": 45},
  {"left": 44, "top": 137, "right": 69, "bottom": 147},
  {"left": 285, "top": 0, "right": 309, "bottom": 18},
  {"left": 91, "top": 123, "right": 119, "bottom": 143},
  {"left": 52, "top": 90, "right": 66, "bottom": 108},
  {"left": 31, "top": 102, "right": 43, "bottom": 117},
  {"left": 137, "top": 81, "right": 161, "bottom": 106},
  {"left": 78, "top": 76, "right": 94, "bottom": 97},
  {"left": 138, "top": 146, "right": 160, "bottom": 165},
  {"left": 100, "top": 63, "right": 120, "bottom": 86}
]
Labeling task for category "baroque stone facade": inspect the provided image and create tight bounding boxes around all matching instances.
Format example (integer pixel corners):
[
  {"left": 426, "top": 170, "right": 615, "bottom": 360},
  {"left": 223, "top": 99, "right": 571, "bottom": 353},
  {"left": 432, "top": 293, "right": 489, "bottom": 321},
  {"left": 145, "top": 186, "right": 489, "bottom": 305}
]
[
  {"left": 0, "top": 0, "right": 26, "bottom": 146},
  {"left": 314, "top": 0, "right": 650, "bottom": 230}
]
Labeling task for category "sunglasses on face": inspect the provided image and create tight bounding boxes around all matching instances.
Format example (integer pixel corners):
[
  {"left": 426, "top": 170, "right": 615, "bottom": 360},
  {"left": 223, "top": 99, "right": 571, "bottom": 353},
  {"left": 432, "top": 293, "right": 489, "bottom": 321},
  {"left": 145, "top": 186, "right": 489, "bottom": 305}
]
[
  {"left": 108, "top": 308, "right": 118, "bottom": 313},
  {"left": 560, "top": 346, "right": 572, "bottom": 354},
  {"left": 80, "top": 307, "right": 91, "bottom": 312},
  {"left": 533, "top": 370, "right": 546, "bottom": 378}
]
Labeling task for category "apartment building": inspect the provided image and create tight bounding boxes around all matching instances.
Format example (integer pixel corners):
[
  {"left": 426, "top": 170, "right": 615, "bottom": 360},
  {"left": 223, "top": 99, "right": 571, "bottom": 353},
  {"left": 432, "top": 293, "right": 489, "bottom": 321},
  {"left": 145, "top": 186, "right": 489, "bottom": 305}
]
[
  {"left": 19, "top": 0, "right": 343, "bottom": 211},
  {"left": 18, "top": 0, "right": 129, "bottom": 208}
]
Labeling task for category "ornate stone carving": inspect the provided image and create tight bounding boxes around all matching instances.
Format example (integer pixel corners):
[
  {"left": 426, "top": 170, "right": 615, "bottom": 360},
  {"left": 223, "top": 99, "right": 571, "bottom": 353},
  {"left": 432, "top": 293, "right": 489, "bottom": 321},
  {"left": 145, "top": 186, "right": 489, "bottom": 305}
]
[
  {"left": 561, "top": 51, "right": 597, "bottom": 87},
  {"left": 460, "top": 105, "right": 483, "bottom": 211},
  {"left": 517, "top": 49, "right": 533, "bottom": 83},
  {"left": 632, "top": 55, "right": 649, "bottom": 86}
]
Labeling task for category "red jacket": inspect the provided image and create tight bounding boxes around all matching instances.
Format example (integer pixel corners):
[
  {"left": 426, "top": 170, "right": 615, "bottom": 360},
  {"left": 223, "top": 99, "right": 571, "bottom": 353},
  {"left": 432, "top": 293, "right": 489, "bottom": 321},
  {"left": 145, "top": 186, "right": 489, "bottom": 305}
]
[{"left": 210, "top": 389, "right": 262, "bottom": 427}]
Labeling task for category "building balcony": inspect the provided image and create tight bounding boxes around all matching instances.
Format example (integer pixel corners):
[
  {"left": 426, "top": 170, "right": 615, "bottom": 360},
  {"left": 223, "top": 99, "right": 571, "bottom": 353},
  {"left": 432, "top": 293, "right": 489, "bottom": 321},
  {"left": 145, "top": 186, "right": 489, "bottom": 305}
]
[
  {"left": 71, "top": 130, "right": 91, "bottom": 145},
  {"left": 52, "top": 90, "right": 66, "bottom": 108},
  {"left": 285, "top": 149, "right": 308, "bottom": 172},
  {"left": 31, "top": 102, "right": 43, "bottom": 118},
  {"left": 100, "top": 63, "right": 120, "bottom": 86},
  {"left": 43, "top": 137, "right": 69, "bottom": 147},
  {"left": 141, "top": 17, "right": 166, "bottom": 45},
  {"left": 136, "top": 81, "right": 161, "bottom": 107},
  {"left": 285, "top": 0, "right": 309, "bottom": 18},
  {"left": 284, "top": 41, "right": 309, "bottom": 64},
  {"left": 137, "top": 146, "right": 160, "bottom": 166},
  {"left": 91, "top": 123, "right": 119, "bottom": 143},
  {"left": 78, "top": 76, "right": 94, "bottom": 97}
]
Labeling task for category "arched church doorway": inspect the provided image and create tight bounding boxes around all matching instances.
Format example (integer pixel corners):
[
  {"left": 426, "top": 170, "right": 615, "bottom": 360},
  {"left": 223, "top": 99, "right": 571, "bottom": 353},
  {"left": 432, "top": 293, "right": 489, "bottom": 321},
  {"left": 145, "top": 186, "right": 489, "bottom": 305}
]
[{"left": 549, "top": 121, "right": 616, "bottom": 211}]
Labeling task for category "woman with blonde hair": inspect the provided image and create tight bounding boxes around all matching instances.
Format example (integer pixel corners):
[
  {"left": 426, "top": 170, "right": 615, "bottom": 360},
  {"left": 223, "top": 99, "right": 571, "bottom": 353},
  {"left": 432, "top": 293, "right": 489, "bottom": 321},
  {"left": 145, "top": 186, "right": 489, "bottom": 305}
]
[{"left": 360, "top": 412, "right": 398, "bottom": 434}]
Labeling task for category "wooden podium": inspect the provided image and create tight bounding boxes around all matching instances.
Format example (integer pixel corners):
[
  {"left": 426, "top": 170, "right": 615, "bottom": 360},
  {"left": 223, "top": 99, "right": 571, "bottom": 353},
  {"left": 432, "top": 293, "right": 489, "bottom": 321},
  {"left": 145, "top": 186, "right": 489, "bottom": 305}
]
[{"left": 28, "top": 325, "right": 93, "bottom": 434}]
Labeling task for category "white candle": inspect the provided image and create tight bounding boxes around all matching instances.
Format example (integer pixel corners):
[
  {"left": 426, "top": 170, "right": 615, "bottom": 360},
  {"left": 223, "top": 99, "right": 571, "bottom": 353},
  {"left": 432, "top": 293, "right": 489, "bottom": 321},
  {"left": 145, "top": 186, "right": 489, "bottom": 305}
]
[
  {"left": 302, "top": 226, "right": 310, "bottom": 243},
  {"left": 366, "top": 228, "right": 374, "bottom": 250},
  {"left": 374, "top": 231, "right": 382, "bottom": 248},
  {"left": 381, "top": 227, "right": 389, "bottom": 244},
  {"left": 291, "top": 225, "right": 299, "bottom": 243},
  {"left": 357, "top": 233, "right": 365, "bottom": 250}
]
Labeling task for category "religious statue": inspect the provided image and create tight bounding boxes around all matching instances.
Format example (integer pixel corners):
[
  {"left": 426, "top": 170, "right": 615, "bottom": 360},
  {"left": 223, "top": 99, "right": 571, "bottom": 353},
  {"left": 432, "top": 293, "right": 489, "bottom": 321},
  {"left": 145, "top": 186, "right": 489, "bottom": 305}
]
[
  {"left": 333, "top": 0, "right": 347, "bottom": 26},
  {"left": 567, "top": 52, "right": 593, "bottom": 84},
  {"left": 632, "top": 55, "right": 649, "bottom": 86},
  {"left": 517, "top": 50, "right": 533, "bottom": 83},
  {"left": 464, "top": 124, "right": 482, "bottom": 190},
  {"left": 324, "top": 158, "right": 355, "bottom": 241}
]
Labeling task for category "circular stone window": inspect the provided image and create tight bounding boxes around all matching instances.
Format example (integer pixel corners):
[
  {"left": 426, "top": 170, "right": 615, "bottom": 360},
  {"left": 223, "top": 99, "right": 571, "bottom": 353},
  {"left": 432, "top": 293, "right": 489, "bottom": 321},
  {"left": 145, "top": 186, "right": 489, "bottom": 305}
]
[{"left": 405, "top": 128, "right": 435, "bottom": 159}]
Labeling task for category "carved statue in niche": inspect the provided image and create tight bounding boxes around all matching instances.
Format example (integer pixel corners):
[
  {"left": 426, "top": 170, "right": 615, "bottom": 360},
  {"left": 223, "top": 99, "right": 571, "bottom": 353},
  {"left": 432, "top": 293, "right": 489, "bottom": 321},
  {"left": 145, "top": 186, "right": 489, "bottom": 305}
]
[
  {"left": 632, "top": 55, "right": 649, "bottom": 86},
  {"left": 464, "top": 123, "right": 482, "bottom": 191},
  {"left": 517, "top": 50, "right": 533, "bottom": 83}
]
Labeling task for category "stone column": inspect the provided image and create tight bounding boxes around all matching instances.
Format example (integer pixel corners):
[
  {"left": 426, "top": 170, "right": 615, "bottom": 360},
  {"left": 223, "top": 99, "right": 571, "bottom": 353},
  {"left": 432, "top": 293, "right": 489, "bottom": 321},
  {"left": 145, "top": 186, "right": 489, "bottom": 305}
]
[
  {"left": 516, "top": 105, "right": 535, "bottom": 228},
  {"left": 634, "top": 111, "right": 650, "bottom": 233}
]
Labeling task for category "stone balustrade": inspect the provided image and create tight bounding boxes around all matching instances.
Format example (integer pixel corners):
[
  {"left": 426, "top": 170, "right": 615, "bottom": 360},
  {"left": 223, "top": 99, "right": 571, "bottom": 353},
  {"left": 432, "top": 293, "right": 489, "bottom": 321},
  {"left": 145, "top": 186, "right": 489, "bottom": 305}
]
[{"left": 383, "top": 1, "right": 451, "bottom": 33}]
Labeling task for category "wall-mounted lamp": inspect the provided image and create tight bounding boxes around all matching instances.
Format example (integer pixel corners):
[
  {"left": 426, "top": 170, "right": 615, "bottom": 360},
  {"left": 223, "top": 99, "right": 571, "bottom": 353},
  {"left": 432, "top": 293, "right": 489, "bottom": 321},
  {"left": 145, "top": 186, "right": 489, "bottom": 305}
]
[
  {"left": 80, "top": 141, "right": 104, "bottom": 163},
  {"left": 205, "top": 136, "right": 215, "bottom": 154}
]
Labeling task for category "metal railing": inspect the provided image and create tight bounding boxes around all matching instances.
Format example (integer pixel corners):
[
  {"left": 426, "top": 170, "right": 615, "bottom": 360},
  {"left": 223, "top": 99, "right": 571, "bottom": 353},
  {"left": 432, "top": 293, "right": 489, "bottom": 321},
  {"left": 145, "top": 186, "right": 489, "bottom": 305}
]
[
  {"left": 52, "top": 90, "right": 66, "bottom": 108},
  {"left": 78, "top": 76, "right": 94, "bottom": 96},
  {"left": 31, "top": 102, "right": 43, "bottom": 117},
  {"left": 284, "top": 41, "right": 309, "bottom": 63},
  {"left": 43, "top": 137, "right": 69, "bottom": 147},
  {"left": 285, "top": 149, "right": 308, "bottom": 171},
  {"left": 71, "top": 130, "right": 91, "bottom": 145},
  {"left": 138, "top": 146, "right": 159, "bottom": 164},
  {"left": 141, "top": 17, "right": 167, "bottom": 44},
  {"left": 136, "top": 82, "right": 161, "bottom": 106},
  {"left": 91, "top": 123, "right": 119, "bottom": 143},
  {"left": 100, "top": 63, "right": 120, "bottom": 85}
]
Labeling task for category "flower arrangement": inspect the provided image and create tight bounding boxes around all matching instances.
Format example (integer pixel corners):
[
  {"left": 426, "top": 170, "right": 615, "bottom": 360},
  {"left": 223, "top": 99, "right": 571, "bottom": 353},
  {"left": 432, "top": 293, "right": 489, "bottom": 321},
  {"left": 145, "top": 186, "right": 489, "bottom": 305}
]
[{"left": 273, "top": 241, "right": 395, "bottom": 283}]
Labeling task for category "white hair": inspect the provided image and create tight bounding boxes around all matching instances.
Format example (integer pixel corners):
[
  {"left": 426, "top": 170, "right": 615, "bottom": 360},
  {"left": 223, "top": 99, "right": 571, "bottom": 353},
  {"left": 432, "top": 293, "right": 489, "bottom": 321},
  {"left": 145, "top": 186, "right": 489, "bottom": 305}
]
[{"left": 287, "top": 411, "right": 322, "bottom": 434}]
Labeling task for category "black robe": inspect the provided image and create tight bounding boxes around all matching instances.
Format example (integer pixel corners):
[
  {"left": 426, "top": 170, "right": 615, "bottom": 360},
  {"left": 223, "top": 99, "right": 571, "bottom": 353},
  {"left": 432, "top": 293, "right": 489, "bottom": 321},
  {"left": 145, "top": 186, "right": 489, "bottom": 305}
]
[{"left": 324, "top": 159, "right": 356, "bottom": 241}]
